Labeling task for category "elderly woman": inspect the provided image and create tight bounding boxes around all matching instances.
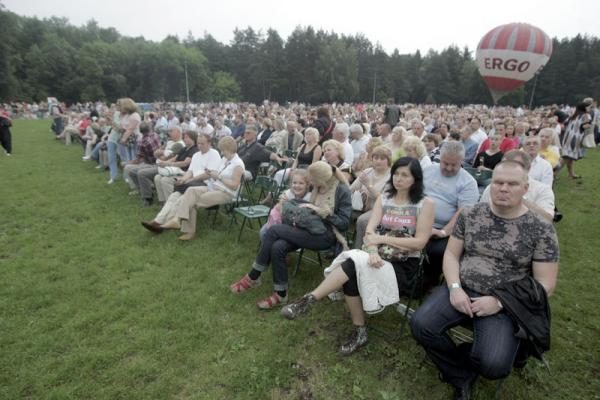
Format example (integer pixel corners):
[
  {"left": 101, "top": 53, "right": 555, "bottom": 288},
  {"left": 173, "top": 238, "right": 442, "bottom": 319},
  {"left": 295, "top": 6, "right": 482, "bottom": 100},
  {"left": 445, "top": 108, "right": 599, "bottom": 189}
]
[
  {"left": 281, "top": 157, "right": 434, "bottom": 355},
  {"left": 265, "top": 117, "right": 287, "bottom": 154},
  {"left": 230, "top": 161, "right": 352, "bottom": 309},
  {"left": 322, "top": 139, "right": 352, "bottom": 182},
  {"left": 148, "top": 136, "right": 244, "bottom": 240},
  {"left": 403, "top": 136, "right": 432, "bottom": 170},
  {"left": 386, "top": 126, "right": 407, "bottom": 162}
]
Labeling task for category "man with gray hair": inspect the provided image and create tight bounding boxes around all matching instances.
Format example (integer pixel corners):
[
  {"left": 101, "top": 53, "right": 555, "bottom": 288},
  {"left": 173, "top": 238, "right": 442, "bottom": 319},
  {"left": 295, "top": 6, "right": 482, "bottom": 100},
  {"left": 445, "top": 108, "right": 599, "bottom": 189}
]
[
  {"left": 333, "top": 122, "right": 354, "bottom": 166},
  {"left": 422, "top": 141, "right": 479, "bottom": 288}
]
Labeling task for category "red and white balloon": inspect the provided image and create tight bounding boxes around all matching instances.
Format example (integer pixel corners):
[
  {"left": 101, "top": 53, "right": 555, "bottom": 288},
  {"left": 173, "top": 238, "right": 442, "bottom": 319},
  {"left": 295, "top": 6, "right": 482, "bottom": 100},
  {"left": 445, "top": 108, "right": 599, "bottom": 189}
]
[{"left": 476, "top": 23, "right": 553, "bottom": 103}]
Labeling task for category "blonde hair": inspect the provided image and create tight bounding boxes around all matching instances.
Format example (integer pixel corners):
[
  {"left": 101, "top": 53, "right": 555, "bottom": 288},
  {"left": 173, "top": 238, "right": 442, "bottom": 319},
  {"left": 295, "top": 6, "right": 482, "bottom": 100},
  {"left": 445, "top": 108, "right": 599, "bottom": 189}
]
[
  {"left": 307, "top": 161, "right": 347, "bottom": 188},
  {"left": 218, "top": 136, "right": 238, "bottom": 154},
  {"left": 366, "top": 137, "right": 383, "bottom": 154},
  {"left": 403, "top": 136, "right": 427, "bottom": 160},
  {"left": 304, "top": 127, "right": 320, "bottom": 142},
  {"left": 322, "top": 139, "right": 345, "bottom": 162},
  {"left": 118, "top": 98, "right": 138, "bottom": 114},
  {"left": 370, "top": 145, "right": 392, "bottom": 166}
]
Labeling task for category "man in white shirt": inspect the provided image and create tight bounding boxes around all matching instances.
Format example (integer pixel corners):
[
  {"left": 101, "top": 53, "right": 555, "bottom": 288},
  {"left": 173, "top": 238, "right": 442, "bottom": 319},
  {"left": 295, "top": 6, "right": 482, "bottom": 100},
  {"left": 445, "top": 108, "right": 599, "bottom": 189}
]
[
  {"left": 469, "top": 117, "right": 487, "bottom": 146},
  {"left": 333, "top": 122, "right": 354, "bottom": 166},
  {"left": 377, "top": 123, "right": 392, "bottom": 144},
  {"left": 145, "top": 133, "right": 222, "bottom": 230},
  {"left": 198, "top": 117, "right": 215, "bottom": 137},
  {"left": 523, "top": 136, "right": 553, "bottom": 186},
  {"left": 214, "top": 118, "right": 232, "bottom": 138}
]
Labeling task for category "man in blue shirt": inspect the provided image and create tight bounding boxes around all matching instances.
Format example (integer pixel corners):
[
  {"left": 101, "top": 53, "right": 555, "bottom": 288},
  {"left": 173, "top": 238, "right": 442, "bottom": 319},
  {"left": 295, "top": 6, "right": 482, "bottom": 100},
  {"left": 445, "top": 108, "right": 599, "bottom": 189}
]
[{"left": 422, "top": 141, "right": 479, "bottom": 288}]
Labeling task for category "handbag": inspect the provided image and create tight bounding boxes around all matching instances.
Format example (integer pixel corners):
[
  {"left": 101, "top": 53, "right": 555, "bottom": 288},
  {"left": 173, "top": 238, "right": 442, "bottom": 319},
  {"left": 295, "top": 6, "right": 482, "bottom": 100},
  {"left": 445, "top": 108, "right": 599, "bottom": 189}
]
[
  {"left": 351, "top": 190, "right": 366, "bottom": 212},
  {"left": 174, "top": 181, "right": 206, "bottom": 194},
  {"left": 281, "top": 199, "right": 327, "bottom": 235},
  {"left": 368, "top": 225, "right": 411, "bottom": 262},
  {"left": 582, "top": 132, "right": 596, "bottom": 148}
]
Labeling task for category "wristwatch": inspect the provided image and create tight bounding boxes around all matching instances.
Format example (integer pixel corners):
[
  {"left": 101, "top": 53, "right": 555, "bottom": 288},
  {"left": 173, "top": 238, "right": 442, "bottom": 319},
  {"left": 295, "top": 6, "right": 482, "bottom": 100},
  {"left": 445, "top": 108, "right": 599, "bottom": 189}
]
[{"left": 448, "top": 282, "right": 461, "bottom": 291}]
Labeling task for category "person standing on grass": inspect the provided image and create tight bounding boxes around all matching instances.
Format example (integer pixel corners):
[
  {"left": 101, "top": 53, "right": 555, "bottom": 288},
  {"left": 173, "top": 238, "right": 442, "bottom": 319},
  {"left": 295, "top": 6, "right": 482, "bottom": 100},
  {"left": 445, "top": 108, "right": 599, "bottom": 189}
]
[
  {"left": 0, "top": 108, "right": 13, "bottom": 156},
  {"left": 410, "top": 160, "right": 559, "bottom": 400}
]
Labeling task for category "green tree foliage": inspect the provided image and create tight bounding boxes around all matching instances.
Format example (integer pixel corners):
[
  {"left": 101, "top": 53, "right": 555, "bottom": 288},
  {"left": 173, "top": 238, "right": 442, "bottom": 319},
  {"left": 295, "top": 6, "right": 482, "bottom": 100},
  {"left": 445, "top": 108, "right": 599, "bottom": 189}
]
[{"left": 0, "top": 6, "right": 599, "bottom": 105}]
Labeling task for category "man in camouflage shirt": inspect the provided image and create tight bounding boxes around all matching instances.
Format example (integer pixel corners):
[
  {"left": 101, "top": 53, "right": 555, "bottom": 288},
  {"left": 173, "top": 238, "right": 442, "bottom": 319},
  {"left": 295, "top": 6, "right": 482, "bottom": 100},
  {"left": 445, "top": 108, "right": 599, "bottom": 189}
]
[{"left": 411, "top": 160, "right": 559, "bottom": 400}]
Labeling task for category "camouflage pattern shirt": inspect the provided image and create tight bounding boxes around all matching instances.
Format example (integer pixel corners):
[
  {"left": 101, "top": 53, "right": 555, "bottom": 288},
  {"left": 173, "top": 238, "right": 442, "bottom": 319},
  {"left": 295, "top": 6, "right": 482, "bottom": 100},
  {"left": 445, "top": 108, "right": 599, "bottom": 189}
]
[{"left": 453, "top": 203, "right": 559, "bottom": 294}]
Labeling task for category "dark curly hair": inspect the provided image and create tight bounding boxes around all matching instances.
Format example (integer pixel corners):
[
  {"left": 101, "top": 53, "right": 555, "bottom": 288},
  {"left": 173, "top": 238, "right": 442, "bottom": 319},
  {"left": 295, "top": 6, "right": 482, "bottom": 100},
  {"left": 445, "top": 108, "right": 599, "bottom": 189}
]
[{"left": 385, "top": 157, "right": 424, "bottom": 204}]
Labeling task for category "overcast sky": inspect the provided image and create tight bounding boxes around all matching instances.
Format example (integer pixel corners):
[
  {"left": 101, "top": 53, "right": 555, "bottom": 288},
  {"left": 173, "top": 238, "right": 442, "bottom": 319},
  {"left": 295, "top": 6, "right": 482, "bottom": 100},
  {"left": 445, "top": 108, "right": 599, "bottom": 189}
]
[{"left": 4, "top": 0, "right": 600, "bottom": 54}]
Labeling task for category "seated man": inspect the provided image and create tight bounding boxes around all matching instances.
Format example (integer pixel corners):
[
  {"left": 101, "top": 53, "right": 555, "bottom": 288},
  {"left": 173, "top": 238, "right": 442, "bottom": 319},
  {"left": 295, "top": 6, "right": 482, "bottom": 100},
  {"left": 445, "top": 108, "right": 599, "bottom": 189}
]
[
  {"left": 122, "top": 122, "right": 161, "bottom": 204},
  {"left": 149, "top": 130, "right": 198, "bottom": 203},
  {"left": 479, "top": 150, "right": 555, "bottom": 222},
  {"left": 238, "top": 125, "right": 286, "bottom": 181},
  {"left": 523, "top": 134, "right": 553, "bottom": 186},
  {"left": 154, "top": 133, "right": 220, "bottom": 204},
  {"left": 411, "top": 160, "right": 559, "bottom": 400},
  {"left": 126, "top": 126, "right": 185, "bottom": 205},
  {"left": 422, "top": 141, "right": 479, "bottom": 288}
]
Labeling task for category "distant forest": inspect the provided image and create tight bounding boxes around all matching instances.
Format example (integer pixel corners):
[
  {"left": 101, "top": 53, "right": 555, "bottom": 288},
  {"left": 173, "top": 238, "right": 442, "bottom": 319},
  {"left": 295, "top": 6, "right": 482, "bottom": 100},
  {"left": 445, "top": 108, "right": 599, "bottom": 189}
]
[{"left": 1, "top": 6, "right": 599, "bottom": 106}]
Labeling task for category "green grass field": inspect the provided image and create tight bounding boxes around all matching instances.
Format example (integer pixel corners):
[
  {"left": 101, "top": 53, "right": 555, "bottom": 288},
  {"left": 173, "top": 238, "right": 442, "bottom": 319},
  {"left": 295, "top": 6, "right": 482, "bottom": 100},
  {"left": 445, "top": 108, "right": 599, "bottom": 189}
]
[{"left": 1, "top": 119, "right": 599, "bottom": 400}]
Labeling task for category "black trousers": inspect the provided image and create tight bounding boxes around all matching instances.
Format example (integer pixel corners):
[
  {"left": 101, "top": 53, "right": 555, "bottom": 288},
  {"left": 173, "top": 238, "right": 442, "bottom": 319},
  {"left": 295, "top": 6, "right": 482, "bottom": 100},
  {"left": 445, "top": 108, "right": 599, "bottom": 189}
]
[{"left": 0, "top": 126, "right": 11, "bottom": 154}]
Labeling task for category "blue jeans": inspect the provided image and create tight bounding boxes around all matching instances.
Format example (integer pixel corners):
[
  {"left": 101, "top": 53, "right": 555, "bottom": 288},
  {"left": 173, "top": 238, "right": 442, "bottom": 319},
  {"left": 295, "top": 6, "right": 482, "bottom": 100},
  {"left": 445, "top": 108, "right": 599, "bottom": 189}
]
[
  {"left": 253, "top": 224, "right": 336, "bottom": 291},
  {"left": 118, "top": 143, "right": 133, "bottom": 163},
  {"left": 90, "top": 142, "right": 103, "bottom": 163},
  {"left": 107, "top": 141, "right": 120, "bottom": 180},
  {"left": 410, "top": 285, "right": 520, "bottom": 389}
]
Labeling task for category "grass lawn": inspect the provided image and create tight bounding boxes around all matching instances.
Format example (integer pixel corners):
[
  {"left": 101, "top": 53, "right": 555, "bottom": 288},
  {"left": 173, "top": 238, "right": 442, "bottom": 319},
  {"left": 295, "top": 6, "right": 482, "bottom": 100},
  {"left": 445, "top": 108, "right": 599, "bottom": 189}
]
[{"left": 1, "top": 119, "right": 599, "bottom": 400}]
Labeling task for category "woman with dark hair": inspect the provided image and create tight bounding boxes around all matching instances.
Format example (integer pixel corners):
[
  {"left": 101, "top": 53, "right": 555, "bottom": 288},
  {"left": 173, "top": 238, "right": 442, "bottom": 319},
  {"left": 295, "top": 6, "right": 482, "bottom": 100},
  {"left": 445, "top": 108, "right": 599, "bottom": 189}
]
[
  {"left": 313, "top": 106, "right": 335, "bottom": 144},
  {"left": 560, "top": 102, "right": 592, "bottom": 179},
  {"left": 280, "top": 157, "right": 434, "bottom": 355}
]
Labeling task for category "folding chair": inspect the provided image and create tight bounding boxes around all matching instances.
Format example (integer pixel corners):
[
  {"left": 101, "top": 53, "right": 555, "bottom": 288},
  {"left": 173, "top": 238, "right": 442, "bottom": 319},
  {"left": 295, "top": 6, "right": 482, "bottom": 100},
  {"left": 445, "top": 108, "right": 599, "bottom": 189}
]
[{"left": 231, "top": 176, "right": 279, "bottom": 242}]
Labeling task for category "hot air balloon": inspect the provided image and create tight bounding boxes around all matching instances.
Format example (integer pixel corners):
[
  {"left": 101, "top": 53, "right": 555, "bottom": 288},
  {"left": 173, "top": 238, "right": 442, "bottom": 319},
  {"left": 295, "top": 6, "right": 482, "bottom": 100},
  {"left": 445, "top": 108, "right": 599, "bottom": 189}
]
[{"left": 476, "top": 23, "right": 553, "bottom": 103}]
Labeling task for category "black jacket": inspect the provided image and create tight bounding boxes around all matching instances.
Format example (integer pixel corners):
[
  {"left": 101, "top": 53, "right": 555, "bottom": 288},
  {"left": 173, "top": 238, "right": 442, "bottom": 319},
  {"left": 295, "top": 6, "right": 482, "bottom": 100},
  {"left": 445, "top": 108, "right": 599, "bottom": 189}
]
[{"left": 491, "top": 276, "right": 551, "bottom": 361}]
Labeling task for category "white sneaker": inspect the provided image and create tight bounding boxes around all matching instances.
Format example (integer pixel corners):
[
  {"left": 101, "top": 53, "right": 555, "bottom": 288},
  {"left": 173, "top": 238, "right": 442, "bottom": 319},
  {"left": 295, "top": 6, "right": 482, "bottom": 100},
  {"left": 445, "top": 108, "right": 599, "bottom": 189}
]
[
  {"left": 107, "top": 179, "right": 115, "bottom": 184},
  {"left": 82, "top": 156, "right": 91, "bottom": 161},
  {"left": 95, "top": 165, "right": 103, "bottom": 169}
]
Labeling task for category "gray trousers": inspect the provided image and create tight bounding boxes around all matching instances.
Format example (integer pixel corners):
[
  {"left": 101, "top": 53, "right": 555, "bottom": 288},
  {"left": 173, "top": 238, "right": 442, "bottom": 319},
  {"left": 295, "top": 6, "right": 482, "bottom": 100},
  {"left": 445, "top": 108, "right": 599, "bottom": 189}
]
[
  {"left": 129, "top": 165, "right": 158, "bottom": 199},
  {"left": 353, "top": 210, "right": 372, "bottom": 249}
]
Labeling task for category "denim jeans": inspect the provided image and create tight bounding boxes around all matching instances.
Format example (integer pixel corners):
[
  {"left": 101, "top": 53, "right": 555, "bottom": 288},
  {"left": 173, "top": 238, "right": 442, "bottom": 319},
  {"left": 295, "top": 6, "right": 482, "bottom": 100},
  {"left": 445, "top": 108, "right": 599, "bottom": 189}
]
[
  {"left": 107, "top": 141, "right": 120, "bottom": 180},
  {"left": 410, "top": 285, "right": 520, "bottom": 389},
  {"left": 118, "top": 143, "right": 133, "bottom": 163},
  {"left": 90, "top": 142, "right": 103, "bottom": 163},
  {"left": 254, "top": 224, "right": 336, "bottom": 291}
]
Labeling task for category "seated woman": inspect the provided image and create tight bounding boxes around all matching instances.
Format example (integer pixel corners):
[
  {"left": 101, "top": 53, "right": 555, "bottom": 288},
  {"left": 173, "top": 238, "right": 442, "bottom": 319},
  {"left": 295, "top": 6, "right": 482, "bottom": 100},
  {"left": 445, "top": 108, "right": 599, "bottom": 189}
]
[
  {"left": 230, "top": 161, "right": 352, "bottom": 309},
  {"left": 353, "top": 137, "right": 383, "bottom": 173},
  {"left": 273, "top": 127, "right": 322, "bottom": 187},
  {"left": 403, "top": 136, "right": 432, "bottom": 170},
  {"left": 259, "top": 169, "right": 311, "bottom": 242},
  {"left": 352, "top": 146, "right": 393, "bottom": 250},
  {"left": 280, "top": 157, "right": 434, "bottom": 355},
  {"left": 385, "top": 126, "right": 407, "bottom": 162},
  {"left": 144, "top": 136, "right": 244, "bottom": 241},
  {"left": 473, "top": 132, "right": 503, "bottom": 171},
  {"left": 322, "top": 139, "right": 352, "bottom": 183}
]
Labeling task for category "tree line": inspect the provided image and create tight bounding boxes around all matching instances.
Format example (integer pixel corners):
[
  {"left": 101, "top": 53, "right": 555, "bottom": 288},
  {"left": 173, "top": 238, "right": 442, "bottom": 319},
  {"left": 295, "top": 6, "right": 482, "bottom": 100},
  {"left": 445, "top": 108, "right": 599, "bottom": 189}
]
[{"left": 0, "top": 7, "right": 599, "bottom": 106}]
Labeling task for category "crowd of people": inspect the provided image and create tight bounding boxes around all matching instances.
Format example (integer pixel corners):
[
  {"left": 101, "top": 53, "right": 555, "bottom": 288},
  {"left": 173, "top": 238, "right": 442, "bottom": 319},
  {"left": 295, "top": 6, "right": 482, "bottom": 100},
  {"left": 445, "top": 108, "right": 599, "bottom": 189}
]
[{"left": 32, "top": 96, "right": 600, "bottom": 399}]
